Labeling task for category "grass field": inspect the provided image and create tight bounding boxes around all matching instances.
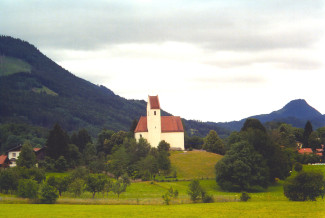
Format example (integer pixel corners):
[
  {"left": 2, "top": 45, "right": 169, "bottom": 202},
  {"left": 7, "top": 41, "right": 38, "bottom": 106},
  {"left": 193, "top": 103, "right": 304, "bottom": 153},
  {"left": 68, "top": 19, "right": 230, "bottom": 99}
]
[
  {"left": 170, "top": 150, "right": 223, "bottom": 179},
  {"left": 0, "top": 56, "right": 31, "bottom": 76},
  {"left": 1, "top": 162, "right": 324, "bottom": 217},
  {"left": 0, "top": 201, "right": 324, "bottom": 217}
]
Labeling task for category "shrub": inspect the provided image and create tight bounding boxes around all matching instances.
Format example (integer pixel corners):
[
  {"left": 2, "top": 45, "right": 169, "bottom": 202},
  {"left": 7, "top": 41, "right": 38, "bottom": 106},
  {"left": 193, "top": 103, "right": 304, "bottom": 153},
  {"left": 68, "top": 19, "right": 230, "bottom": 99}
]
[
  {"left": 202, "top": 190, "right": 214, "bottom": 203},
  {"left": 17, "top": 179, "right": 38, "bottom": 199},
  {"left": 240, "top": 192, "right": 251, "bottom": 202},
  {"left": 40, "top": 183, "right": 58, "bottom": 204},
  {"left": 187, "top": 179, "right": 203, "bottom": 202},
  {"left": 294, "top": 163, "right": 303, "bottom": 172},
  {"left": 284, "top": 171, "right": 324, "bottom": 201}
]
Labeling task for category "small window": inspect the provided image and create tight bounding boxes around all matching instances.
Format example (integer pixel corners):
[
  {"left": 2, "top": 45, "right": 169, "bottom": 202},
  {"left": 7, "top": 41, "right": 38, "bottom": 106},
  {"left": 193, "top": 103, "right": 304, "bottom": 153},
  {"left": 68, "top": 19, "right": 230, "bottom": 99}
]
[
  {"left": 140, "top": 134, "right": 142, "bottom": 138},
  {"left": 12, "top": 153, "right": 16, "bottom": 158},
  {"left": 154, "top": 111, "right": 156, "bottom": 115}
]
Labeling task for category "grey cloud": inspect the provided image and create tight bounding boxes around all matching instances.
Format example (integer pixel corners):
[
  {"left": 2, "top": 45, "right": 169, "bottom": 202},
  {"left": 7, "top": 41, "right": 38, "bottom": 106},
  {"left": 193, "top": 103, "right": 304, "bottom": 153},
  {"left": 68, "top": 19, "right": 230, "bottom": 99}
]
[{"left": 1, "top": 0, "right": 323, "bottom": 52}]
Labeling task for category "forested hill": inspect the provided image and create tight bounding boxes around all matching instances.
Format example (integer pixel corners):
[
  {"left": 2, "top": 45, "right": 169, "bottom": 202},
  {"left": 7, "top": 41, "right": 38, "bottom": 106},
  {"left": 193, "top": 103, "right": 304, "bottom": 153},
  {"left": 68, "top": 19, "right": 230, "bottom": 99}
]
[
  {"left": 0, "top": 36, "right": 147, "bottom": 135},
  {"left": 0, "top": 36, "right": 230, "bottom": 138}
]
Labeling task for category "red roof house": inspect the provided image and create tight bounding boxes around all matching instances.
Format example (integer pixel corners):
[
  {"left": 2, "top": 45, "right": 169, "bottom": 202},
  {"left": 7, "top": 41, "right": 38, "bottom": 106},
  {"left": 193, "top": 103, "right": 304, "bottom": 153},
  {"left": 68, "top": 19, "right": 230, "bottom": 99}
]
[
  {"left": 298, "top": 148, "right": 313, "bottom": 154},
  {"left": 0, "top": 155, "right": 9, "bottom": 168}
]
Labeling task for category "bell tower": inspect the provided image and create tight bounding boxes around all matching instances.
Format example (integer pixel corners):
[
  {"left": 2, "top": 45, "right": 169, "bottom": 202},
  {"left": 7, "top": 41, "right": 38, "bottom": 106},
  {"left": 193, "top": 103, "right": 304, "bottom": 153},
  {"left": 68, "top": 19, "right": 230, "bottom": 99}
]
[{"left": 147, "top": 95, "right": 161, "bottom": 147}]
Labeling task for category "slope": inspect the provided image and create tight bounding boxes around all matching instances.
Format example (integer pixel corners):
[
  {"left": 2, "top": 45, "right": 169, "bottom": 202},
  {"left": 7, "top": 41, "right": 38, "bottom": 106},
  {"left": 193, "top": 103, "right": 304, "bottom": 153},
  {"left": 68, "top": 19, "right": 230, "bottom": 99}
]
[{"left": 170, "top": 150, "right": 223, "bottom": 179}]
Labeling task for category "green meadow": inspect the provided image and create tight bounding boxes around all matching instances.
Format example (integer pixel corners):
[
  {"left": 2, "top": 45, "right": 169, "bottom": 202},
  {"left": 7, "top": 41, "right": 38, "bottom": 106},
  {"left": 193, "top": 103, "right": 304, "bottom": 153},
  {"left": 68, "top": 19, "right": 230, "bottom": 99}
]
[
  {"left": 0, "top": 56, "right": 31, "bottom": 76},
  {"left": 1, "top": 155, "right": 324, "bottom": 217}
]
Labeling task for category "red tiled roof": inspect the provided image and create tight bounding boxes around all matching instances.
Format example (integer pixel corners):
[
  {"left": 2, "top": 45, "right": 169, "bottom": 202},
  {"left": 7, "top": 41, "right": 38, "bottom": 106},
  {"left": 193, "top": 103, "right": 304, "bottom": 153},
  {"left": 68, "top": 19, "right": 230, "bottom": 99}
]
[
  {"left": 316, "top": 153, "right": 323, "bottom": 156},
  {"left": 134, "top": 116, "right": 148, "bottom": 133},
  {"left": 134, "top": 116, "right": 184, "bottom": 133},
  {"left": 149, "top": 96, "right": 160, "bottom": 109},
  {"left": 33, "top": 148, "right": 41, "bottom": 152},
  {"left": 298, "top": 148, "right": 313, "bottom": 154},
  {"left": 0, "top": 155, "right": 8, "bottom": 165},
  {"left": 316, "top": 148, "right": 323, "bottom": 152},
  {"left": 161, "top": 116, "right": 184, "bottom": 133}
]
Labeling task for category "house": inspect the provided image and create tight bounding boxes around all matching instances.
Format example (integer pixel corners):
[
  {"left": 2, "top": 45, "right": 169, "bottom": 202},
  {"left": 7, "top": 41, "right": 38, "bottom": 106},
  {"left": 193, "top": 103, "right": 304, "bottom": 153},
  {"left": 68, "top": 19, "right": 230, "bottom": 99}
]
[
  {"left": 134, "top": 95, "right": 185, "bottom": 150},
  {"left": 7, "top": 145, "right": 46, "bottom": 167},
  {"left": 0, "top": 155, "right": 9, "bottom": 168},
  {"left": 298, "top": 148, "right": 313, "bottom": 155}
]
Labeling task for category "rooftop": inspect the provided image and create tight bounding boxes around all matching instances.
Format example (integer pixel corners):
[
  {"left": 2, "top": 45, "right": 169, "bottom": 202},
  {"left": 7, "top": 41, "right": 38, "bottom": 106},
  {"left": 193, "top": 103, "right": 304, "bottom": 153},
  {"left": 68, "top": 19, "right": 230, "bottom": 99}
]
[{"left": 149, "top": 95, "right": 160, "bottom": 109}]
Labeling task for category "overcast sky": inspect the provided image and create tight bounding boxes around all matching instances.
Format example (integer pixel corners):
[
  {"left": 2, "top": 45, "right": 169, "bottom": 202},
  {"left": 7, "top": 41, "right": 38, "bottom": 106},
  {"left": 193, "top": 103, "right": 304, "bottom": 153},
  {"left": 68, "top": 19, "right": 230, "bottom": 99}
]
[{"left": 1, "top": 0, "right": 325, "bottom": 122}]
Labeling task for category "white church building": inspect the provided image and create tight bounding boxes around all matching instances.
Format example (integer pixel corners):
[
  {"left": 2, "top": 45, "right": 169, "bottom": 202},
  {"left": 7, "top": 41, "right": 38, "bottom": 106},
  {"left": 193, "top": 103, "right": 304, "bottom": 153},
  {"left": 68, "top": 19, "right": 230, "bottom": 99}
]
[{"left": 134, "top": 95, "right": 185, "bottom": 150}]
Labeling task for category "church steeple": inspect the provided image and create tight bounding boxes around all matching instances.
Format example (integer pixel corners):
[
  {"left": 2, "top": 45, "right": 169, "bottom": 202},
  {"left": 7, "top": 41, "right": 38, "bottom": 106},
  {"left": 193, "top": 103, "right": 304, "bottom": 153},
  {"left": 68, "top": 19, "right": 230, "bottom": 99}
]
[{"left": 147, "top": 95, "right": 161, "bottom": 146}]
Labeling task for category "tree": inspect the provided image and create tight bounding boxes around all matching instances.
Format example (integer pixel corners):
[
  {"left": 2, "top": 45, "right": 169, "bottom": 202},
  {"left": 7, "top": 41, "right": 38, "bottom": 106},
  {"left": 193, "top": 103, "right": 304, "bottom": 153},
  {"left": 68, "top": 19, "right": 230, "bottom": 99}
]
[
  {"left": 39, "top": 183, "right": 59, "bottom": 204},
  {"left": 203, "top": 130, "right": 225, "bottom": 155},
  {"left": 112, "top": 179, "right": 127, "bottom": 199},
  {"left": 215, "top": 141, "right": 269, "bottom": 191},
  {"left": 241, "top": 118, "right": 266, "bottom": 133},
  {"left": 68, "top": 178, "right": 85, "bottom": 197},
  {"left": 46, "top": 123, "right": 69, "bottom": 160},
  {"left": 130, "top": 119, "right": 138, "bottom": 133},
  {"left": 83, "top": 142, "right": 97, "bottom": 165},
  {"left": 284, "top": 171, "right": 324, "bottom": 201},
  {"left": 0, "top": 169, "right": 19, "bottom": 193},
  {"left": 16, "top": 141, "right": 37, "bottom": 168},
  {"left": 187, "top": 179, "right": 203, "bottom": 202},
  {"left": 109, "top": 146, "right": 129, "bottom": 179},
  {"left": 85, "top": 174, "right": 106, "bottom": 198},
  {"left": 303, "top": 121, "right": 313, "bottom": 147},
  {"left": 157, "top": 151, "right": 171, "bottom": 174},
  {"left": 241, "top": 119, "right": 291, "bottom": 182},
  {"left": 96, "top": 129, "right": 115, "bottom": 154},
  {"left": 17, "top": 179, "right": 38, "bottom": 199},
  {"left": 158, "top": 140, "right": 170, "bottom": 152},
  {"left": 55, "top": 156, "right": 68, "bottom": 172},
  {"left": 137, "top": 155, "right": 159, "bottom": 180},
  {"left": 308, "top": 132, "right": 321, "bottom": 151}
]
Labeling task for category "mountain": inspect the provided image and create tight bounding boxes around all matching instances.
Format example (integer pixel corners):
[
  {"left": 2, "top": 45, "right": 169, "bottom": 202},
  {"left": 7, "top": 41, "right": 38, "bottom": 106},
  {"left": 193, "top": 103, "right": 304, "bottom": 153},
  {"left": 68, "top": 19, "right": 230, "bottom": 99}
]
[
  {"left": 216, "top": 99, "right": 325, "bottom": 131},
  {"left": 0, "top": 36, "right": 229, "bottom": 138}
]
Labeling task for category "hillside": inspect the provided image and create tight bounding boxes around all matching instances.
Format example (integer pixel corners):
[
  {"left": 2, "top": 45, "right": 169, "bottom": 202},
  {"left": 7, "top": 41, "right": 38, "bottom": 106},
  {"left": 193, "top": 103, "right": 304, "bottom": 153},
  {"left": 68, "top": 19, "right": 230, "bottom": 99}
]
[
  {"left": 0, "top": 36, "right": 229, "bottom": 139},
  {"left": 170, "top": 150, "right": 223, "bottom": 179}
]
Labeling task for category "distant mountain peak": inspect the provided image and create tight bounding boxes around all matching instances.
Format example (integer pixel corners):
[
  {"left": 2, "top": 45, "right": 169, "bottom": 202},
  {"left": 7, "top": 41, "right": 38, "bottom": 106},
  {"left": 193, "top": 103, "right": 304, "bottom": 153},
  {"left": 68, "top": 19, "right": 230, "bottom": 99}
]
[{"left": 279, "top": 99, "right": 322, "bottom": 119}]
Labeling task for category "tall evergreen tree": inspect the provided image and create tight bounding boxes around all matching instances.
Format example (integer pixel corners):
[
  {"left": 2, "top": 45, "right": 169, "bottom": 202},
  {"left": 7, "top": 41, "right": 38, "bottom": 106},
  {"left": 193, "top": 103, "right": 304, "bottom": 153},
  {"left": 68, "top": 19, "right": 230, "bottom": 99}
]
[
  {"left": 303, "top": 121, "right": 313, "bottom": 147},
  {"left": 46, "top": 123, "right": 69, "bottom": 160}
]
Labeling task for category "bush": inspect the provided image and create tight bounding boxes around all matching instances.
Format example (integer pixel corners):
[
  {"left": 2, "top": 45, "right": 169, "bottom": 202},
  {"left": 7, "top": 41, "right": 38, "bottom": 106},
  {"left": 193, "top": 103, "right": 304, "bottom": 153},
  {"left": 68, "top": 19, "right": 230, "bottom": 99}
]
[
  {"left": 202, "top": 190, "right": 214, "bottom": 203},
  {"left": 294, "top": 163, "right": 303, "bottom": 172},
  {"left": 284, "top": 171, "right": 324, "bottom": 201},
  {"left": 240, "top": 192, "right": 251, "bottom": 202},
  {"left": 17, "top": 179, "right": 38, "bottom": 199},
  {"left": 40, "top": 183, "right": 58, "bottom": 204},
  {"left": 187, "top": 179, "right": 202, "bottom": 202}
]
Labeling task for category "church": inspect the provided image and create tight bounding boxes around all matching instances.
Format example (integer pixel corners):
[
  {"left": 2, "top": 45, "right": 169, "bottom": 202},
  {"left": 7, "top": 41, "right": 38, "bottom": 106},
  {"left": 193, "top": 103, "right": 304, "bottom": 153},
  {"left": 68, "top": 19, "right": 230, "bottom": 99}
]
[{"left": 134, "top": 95, "right": 185, "bottom": 150}]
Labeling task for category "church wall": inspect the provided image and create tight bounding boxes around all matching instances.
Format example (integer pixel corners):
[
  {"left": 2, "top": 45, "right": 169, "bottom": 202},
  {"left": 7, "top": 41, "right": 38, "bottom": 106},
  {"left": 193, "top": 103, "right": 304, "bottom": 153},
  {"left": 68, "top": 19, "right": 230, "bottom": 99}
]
[{"left": 161, "top": 132, "right": 185, "bottom": 150}]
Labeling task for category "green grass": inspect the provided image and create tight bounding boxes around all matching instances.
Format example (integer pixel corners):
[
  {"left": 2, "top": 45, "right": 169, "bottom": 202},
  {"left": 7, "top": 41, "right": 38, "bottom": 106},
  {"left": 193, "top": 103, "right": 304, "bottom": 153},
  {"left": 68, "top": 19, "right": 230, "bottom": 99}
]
[
  {"left": 32, "top": 86, "right": 58, "bottom": 96},
  {"left": 0, "top": 201, "right": 324, "bottom": 217},
  {"left": 0, "top": 56, "right": 31, "bottom": 76},
  {"left": 170, "top": 150, "right": 223, "bottom": 179}
]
